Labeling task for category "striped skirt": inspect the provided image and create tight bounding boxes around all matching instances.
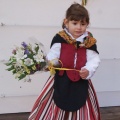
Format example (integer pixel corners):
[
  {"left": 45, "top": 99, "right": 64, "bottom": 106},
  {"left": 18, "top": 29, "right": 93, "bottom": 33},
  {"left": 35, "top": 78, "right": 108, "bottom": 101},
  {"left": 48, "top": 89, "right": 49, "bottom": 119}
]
[{"left": 28, "top": 76, "right": 101, "bottom": 120}]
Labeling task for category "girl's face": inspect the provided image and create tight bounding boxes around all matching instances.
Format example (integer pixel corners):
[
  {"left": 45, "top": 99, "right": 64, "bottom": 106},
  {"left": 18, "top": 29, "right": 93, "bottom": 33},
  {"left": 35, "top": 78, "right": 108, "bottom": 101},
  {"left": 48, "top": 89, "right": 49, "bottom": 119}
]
[{"left": 64, "top": 19, "right": 88, "bottom": 39}]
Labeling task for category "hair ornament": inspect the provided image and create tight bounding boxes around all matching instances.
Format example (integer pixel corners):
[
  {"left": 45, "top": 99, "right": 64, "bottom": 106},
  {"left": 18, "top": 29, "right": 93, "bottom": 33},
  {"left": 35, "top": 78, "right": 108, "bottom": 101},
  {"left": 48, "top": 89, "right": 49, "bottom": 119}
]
[{"left": 82, "top": 0, "right": 87, "bottom": 6}]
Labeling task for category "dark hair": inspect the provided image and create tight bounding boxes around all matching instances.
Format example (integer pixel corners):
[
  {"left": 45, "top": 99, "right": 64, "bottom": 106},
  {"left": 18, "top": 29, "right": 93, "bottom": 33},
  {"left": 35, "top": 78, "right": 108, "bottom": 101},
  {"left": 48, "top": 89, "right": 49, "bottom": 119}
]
[{"left": 62, "top": 3, "right": 89, "bottom": 28}]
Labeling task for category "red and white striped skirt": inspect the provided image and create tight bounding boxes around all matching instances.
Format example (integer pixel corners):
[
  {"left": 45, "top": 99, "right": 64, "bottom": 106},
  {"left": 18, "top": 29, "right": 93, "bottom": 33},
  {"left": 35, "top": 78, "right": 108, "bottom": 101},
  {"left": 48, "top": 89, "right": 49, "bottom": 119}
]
[{"left": 28, "top": 76, "right": 101, "bottom": 120}]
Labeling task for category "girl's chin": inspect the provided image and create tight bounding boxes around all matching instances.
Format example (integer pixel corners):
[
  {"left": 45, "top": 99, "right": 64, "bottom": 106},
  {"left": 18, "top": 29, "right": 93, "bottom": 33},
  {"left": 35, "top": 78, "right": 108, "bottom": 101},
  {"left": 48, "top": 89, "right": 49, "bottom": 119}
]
[{"left": 74, "top": 34, "right": 83, "bottom": 38}]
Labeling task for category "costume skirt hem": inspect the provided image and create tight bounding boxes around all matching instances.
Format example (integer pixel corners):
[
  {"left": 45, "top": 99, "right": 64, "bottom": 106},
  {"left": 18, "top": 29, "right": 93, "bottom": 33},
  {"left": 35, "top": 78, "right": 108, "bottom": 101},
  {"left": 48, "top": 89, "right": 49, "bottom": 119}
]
[{"left": 28, "top": 76, "right": 101, "bottom": 120}]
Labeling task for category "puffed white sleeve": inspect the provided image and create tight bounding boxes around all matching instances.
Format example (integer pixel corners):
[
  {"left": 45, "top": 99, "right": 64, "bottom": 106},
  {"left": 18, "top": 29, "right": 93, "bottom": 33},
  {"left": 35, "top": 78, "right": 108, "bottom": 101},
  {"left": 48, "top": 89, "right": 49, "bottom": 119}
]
[
  {"left": 81, "top": 49, "right": 101, "bottom": 79},
  {"left": 46, "top": 43, "right": 61, "bottom": 66}
]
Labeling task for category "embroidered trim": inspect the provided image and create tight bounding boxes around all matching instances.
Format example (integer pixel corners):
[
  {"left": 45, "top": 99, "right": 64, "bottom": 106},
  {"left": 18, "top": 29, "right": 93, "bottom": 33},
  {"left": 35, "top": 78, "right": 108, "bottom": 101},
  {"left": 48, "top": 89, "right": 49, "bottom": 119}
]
[
  {"left": 58, "top": 30, "right": 96, "bottom": 48},
  {"left": 84, "top": 32, "right": 96, "bottom": 48},
  {"left": 58, "top": 30, "right": 76, "bottom": 44}
]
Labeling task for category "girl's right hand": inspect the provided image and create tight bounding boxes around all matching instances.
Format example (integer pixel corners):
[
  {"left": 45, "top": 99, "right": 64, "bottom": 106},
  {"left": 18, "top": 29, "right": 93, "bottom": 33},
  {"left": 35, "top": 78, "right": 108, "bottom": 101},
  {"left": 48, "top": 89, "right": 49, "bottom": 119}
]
[{"left": 80, "top": 68, "right": 89, "bottom": 79}]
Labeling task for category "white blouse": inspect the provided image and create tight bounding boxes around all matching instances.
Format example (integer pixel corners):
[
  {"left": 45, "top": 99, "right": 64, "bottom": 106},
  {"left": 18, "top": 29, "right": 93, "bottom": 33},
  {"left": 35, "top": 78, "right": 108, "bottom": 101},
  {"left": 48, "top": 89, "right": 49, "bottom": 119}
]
[{"left": 47, "top": 31, "right": 101, "bottom": 79}]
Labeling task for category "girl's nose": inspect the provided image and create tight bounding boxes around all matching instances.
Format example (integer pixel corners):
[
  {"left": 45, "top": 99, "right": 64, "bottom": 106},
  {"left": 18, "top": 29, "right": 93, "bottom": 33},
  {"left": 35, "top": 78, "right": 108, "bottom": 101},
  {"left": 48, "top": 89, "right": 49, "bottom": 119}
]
[{"left": 77, "top": 24, "right": 81, "bottom": 29}]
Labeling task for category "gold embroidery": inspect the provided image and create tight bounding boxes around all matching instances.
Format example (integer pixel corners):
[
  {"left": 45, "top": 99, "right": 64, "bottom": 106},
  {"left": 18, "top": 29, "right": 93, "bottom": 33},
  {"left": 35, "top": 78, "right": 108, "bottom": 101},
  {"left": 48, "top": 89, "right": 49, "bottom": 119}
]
[
  {"left": 58, "top": 30, "right": 76, "bottom": 44},
  {"left": 58, "top": 30, "right": 96, "bottom": 48},
  {"left": 84, "top": 36, "right": 96, "bottom": 48}
]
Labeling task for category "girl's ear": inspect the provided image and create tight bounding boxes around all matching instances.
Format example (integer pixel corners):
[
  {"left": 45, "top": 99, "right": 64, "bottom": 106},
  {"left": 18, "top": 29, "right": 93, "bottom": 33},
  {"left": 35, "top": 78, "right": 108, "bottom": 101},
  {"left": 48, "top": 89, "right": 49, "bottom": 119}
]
[{"left": 63, "top": 19, "right": 68, "bottom": 28}]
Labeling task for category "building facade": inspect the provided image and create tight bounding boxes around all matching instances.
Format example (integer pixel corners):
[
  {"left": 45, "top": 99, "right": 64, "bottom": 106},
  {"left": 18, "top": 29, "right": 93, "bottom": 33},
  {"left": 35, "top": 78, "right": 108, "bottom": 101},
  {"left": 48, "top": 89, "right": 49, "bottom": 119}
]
[{"left": 0, "top": 0, "right": 120, "bottom": 114}]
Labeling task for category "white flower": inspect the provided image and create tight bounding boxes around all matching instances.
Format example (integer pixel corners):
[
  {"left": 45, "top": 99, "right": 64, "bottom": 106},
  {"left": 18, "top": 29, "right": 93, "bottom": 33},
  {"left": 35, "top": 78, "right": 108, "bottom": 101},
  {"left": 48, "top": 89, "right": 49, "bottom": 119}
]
[
  {"left": 33, "top": 51, "right": 44, "bottom": 62},
  {"left": 15, "top": 73, "right": 21, "bottom": 79},
  {"left": 32, "top": 44, "right": 38, "bottom": 53},
  {"left": 14, "top": 60, "right": 23, "bottom": 67},
  {"left": 15, "top": 48, "right": 27, "bottom": 60},
  {"left": 24, "top": 58, "right": 34, "bottom": 66}
]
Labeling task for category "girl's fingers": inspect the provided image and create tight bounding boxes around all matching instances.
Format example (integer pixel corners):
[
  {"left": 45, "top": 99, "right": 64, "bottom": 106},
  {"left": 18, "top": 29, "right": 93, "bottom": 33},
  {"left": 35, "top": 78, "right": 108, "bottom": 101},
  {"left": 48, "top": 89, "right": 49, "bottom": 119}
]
[{"left": 80, "top": 69, "right": 89, "bottom": 79}]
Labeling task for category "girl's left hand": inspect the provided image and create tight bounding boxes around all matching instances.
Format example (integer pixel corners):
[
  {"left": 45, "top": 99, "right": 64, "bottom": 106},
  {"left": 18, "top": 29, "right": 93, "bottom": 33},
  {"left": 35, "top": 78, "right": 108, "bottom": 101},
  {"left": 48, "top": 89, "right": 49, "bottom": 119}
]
[{"left": 80, "top": 68, "right": 89, "bottom": 79}]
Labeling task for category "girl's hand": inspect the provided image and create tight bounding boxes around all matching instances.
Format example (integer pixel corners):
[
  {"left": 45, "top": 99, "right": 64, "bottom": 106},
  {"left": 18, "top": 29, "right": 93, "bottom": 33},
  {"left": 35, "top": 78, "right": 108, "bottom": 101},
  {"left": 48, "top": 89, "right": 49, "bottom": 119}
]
[{"left": 80, "top": 68, "right": 89, "bottom": 79}]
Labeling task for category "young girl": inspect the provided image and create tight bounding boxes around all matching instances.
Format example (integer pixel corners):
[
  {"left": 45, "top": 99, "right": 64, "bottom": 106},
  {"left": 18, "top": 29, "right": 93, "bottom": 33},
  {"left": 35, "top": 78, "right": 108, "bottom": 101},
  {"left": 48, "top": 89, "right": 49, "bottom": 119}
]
[{"left": 28, "top": 3, "right": 101, "bottom": 120}]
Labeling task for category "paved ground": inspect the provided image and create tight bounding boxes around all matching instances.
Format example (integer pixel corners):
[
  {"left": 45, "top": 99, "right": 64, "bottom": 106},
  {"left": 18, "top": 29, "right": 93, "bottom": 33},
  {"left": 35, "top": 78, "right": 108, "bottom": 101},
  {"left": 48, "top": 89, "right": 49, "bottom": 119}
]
[
  {"left": 0, "top": 106, "right": 120, "bottom": 120},
  {"left": 0, "top": 112, "right": 29, "bottom": 120},
  {"left": 100, "top": 106, "right": 120, "bottom": 120}
]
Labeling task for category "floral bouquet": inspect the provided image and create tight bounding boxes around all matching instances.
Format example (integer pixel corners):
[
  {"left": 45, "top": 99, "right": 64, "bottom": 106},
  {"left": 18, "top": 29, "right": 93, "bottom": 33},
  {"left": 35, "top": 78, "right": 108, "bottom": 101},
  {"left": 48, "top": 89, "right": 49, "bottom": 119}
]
[{"left": 5, "top": 41, "right": 47, "bottom": 81}]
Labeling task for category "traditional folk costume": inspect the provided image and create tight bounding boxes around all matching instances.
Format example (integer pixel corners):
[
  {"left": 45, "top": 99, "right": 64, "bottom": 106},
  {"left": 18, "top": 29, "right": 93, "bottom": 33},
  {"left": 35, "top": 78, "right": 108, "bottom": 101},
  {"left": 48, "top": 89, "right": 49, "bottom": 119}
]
[{"left": 28, "top": 29, "right": 101, "bottom": 120}]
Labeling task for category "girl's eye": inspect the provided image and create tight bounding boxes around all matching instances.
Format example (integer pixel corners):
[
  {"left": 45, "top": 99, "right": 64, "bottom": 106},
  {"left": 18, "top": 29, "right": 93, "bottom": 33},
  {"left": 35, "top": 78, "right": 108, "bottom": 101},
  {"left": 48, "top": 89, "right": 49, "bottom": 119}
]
[
  {"left": 73, "top": 22, "right": 77, "bottom": 25},
  {"left": 82, "top": 23, "right": 85, "bottom": 25},
  {"left": 81, "top": 22, "right": 87, "bottom": 26}
]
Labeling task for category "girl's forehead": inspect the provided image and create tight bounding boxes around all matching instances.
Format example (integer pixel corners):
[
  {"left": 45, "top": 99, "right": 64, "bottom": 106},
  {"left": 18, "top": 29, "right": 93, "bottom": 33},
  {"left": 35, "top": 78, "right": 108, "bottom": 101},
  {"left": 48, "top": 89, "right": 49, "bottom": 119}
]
[
  {"left": 70, "top": 19, "right": 87, "bottom": 23},
  {"left": 68, "top": 16, "right": 87, "bottom": 21}
]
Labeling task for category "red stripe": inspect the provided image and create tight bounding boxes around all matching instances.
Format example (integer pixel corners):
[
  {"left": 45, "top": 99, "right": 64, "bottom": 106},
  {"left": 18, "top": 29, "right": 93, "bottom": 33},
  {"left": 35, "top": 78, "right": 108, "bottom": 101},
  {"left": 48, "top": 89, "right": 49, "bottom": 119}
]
[
  {"left": 88, "top": 80, "right": 101, "bottom": 120},
  {"left": 31, "top": 76, "right": 54, "bottom": 112},
  {"left": 35, "top": 90, "right": 53, "bottom": 119}
]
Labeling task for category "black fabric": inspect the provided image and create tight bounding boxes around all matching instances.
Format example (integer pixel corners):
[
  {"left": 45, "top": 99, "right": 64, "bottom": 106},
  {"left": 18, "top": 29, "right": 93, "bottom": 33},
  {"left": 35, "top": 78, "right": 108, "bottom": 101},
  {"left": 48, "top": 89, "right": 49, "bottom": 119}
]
[
  {"left": 76, "top": 41, "right": 81, "bottom": 49},
  {"left": 53, "top": 71, "right": 88, "bottom": 111},
  {"left": 88, "top": 44, "right": 99, "bottom": 54},
  {"left": 50, "top": 34, "right": 67, "bottom": 48}
]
